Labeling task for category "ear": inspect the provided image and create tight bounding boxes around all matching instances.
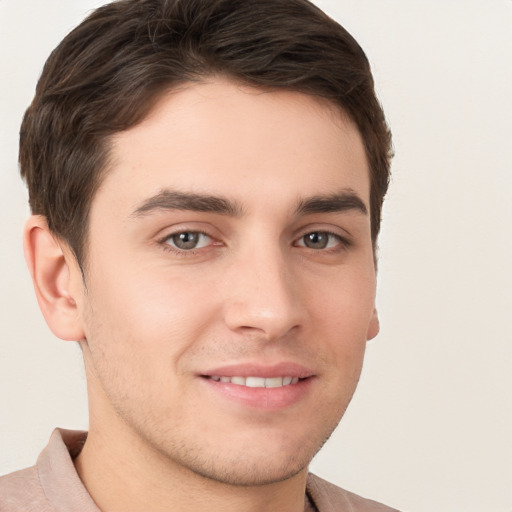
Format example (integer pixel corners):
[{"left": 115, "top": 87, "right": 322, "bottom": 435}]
[
  {"left": 366, "top": 307, "right": 380, "bottom": 341},
  {"left": 23, "top": 215, "right": 85, "bottom": 341}
]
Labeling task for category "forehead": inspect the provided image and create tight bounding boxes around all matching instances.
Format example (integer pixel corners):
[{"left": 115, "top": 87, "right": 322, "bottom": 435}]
[{"left": 98, "top": 79, "right": 370, "bottom": 215}]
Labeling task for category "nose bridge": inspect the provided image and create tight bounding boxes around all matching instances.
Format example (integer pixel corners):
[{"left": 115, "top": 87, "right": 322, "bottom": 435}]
[{"left": 222, "top": 236, "right": 302, "bottom": 340}]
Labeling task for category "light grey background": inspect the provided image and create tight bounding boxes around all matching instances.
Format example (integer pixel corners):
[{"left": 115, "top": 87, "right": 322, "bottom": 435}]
[{"left": 1, "top": 1, "right": 511, "bottom": 511}]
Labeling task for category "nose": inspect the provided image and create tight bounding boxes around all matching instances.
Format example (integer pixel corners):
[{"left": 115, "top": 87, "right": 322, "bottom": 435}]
[{"left": 221, "top": 244, "right": 303, "bottom": 341}]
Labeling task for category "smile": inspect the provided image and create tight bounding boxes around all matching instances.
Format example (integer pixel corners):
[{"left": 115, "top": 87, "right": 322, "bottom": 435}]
[
  {"left": 207, "top": 376, "right": 300, "bottom": 388},
  {"left": 200, "top": 366, "right": 314, "bottom": 409}
]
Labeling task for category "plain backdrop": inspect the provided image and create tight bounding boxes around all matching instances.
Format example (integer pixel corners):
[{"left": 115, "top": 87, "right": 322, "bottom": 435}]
[{"left": 1, "top": 1, "right": 511, "bottom": 511}]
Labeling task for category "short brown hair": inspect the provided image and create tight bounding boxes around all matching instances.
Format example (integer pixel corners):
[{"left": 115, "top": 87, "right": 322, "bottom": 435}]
[{"left": 20, "top": 0, "right": 392, "bottom": 266}]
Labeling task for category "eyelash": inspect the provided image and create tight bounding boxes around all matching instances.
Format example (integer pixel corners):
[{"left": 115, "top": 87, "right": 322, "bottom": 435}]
[
  {"left": 159, "top": 231, "right": 215, "bottom": 256},
  {"left": 158, "top": 229, "right": 350, "bottom": 256},
  {"left": 294, "top": 230, "right": 350, "bottom": 251}
]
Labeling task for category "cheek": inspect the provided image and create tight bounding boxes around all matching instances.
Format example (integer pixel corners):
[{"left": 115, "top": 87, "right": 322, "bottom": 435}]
[
  {"left": 306, "top": 269, "right": 375, "bottom": 378},
  {"left": 309, "top": 268, "right": 376, "bottom": 333},
  {"left": 84, "top": 263, "right": 220, "bottom": 363}
]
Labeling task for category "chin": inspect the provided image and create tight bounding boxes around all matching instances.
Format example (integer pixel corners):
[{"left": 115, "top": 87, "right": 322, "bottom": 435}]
[
  {"left": 156, "top": 426, "right": 334, "bottom": 487},
  {"left": 184, "top": 452, "right": 311, "bottom": 487}
]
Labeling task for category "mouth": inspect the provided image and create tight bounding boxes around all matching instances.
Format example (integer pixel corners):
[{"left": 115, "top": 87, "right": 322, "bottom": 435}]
[
  {"left": 198, "top": 363, "right": 315, "bottom": 409},
  {"left": 202, "top": 375, "right": 302, "bottom": 388}
]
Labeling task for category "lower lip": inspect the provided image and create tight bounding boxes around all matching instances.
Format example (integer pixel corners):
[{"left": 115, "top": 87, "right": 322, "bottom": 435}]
[{"left": 199, "top": 377, "right": 314, "bottom": 410}]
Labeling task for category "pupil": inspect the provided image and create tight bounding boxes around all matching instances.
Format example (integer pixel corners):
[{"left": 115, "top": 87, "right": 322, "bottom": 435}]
[
  {"left": 174, "top": 232, "right": 199, "bottom": 249},
  {"left": 305, "top": 232, "right": 328, "bottom": 249}
]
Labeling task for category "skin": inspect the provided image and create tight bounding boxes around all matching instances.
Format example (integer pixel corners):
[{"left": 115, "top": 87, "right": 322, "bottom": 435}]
[{"left": 25, "top": 79, "right": 379, "bottom": 512}]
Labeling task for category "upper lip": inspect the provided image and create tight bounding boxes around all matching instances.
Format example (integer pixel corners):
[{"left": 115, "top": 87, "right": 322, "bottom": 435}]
[{"left": 199, "top": 362, "right": 315, "bottom": 379}]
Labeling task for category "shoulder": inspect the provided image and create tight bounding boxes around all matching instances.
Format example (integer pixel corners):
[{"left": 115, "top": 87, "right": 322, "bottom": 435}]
[
  {"left": 307, "top": 473, "right": 401, "bottom": 512},
  {"left": 0, "top": 466, "right": 52, "bottom": 512}
]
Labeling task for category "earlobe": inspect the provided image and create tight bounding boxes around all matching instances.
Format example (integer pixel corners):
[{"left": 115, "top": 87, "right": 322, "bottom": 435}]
[
  {"left": 366, "top": 307, "right": 380, "bottom": 341},
  {"left": 23, "top": 215, "right": 85, "bottom": 341}
]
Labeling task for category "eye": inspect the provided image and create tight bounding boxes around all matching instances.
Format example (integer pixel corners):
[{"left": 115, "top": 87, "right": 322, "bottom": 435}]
[
  {"left": 296, "top": 231, "right": 343, "bottom": 250},
  {"left": 164, "top": 231, "right": 212, "bottom": 251}
]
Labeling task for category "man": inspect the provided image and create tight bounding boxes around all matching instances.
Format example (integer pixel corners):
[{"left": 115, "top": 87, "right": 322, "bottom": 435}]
[{"left": 0, "top": 0, "right": 396, "bottom": 510}]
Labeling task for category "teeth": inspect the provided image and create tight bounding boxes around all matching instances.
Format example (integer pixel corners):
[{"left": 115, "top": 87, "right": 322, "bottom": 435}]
[
  {"left": 265, "top": 377, "right": 284, "bottom": 388},
  {"left": 209, "top": 376, "right": 300, "bottom": 388},
  {"left": 246, "top": 377, "right": 266, "bottom": 388}
]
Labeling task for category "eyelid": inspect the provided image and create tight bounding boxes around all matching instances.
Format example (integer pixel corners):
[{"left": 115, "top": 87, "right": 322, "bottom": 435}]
[
  {"left": 294, "top": 230, "right": 349, "bottom": 249},
  {"left": 156, "top": 225, "right": 223, "bottom": 256},
  {"left": 164, "top": 231, "right": 212, "bottom": 249},
  {"left": 293, "top": 222, "right": 352, "bottom": 242},
  {"left": 154, "top": 220, "right": 221, "bottom": 242}
]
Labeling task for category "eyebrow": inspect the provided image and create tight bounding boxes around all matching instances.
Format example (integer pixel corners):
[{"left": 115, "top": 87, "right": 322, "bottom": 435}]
[
  {"left": 131, "top": 188, "right": 367, "bottom": 219},
  {"left": 131, "top": 190, "right": 244, "bottom": 218},
  {"left": 295, "top": 190, "right": 368, "bottom": 216}
]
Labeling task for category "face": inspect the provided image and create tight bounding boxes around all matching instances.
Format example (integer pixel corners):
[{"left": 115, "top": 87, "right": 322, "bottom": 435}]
[{"left": 74, "top": 79, "right": 379, "bottom": 486}]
